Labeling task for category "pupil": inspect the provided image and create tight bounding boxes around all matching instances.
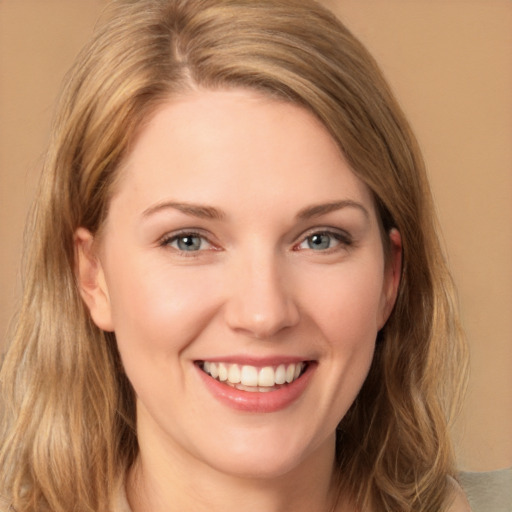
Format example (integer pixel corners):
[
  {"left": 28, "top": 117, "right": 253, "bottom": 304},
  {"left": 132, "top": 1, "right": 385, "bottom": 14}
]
[
  {"left": 178, "top": 236, "right": 201, "bottom": 251},
  {"left": 309, "top": 233, "right": 329, "bottom": 250}
]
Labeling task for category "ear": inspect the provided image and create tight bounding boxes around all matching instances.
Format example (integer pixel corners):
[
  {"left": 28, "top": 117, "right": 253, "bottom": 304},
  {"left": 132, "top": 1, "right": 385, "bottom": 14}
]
[
  {"left": 74, "top": 227, "right": 114, "bottom": 332},
  {"left": 378, "top": 228, "right": 402, "bottom": 329}
]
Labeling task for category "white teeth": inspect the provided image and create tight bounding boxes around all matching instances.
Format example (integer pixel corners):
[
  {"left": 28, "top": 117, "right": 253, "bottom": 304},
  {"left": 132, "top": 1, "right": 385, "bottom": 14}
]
[
  {"left": 241, "top": 365, "right": 258, "bottom": 386},
  {"left": 234, "top": 383, "right": 273, "bottom": 393},
  {"left": 258, "top": 366, "right": 275, "bottom": 387},
  {"left": 285, "top": 364, "right": 295, "bottom": 383},
  {"left": 227, "top": 364, "right": 241, "bottom": 384},
  {"left": 209, "top": 362, "right": 219, "bottom": 379},
  {"left": 218, "top": 363, "right": 228, "bottom": 382},
  {"left": 202, "top": 361, "right": 306, "bottom": 389},
  {"left": 275, "top": 364, "right": 286, "bottom": 385}
]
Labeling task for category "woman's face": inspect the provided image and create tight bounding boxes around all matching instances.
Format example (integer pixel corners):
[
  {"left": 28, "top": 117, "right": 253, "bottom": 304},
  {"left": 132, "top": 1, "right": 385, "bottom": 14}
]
[{"left": 77, "top": 89, "right": 401, "bottom": 480}]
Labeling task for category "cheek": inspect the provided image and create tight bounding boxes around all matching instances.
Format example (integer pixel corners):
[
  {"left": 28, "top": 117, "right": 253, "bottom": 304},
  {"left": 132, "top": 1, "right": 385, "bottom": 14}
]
[
  {"left": 290, "top": 261, "right": 384, "bottom": 433},
  {"left": 105, "top": 255, "right": 223, "bottom": 357},
  {"left": 302, "top": 260, "right": 385, "bottom": 346}
]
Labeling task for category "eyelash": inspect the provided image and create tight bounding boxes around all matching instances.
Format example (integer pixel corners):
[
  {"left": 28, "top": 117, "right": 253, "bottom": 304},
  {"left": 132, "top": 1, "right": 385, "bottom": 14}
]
[
  {"left": 159, "top": 228, "right": 353, "bottom": 255},
  {"left": 159, "top": 230, "right": 217, "bottom": 255},
  {"left": 293, "top": 229, "right": 353, "bottom": 253}
]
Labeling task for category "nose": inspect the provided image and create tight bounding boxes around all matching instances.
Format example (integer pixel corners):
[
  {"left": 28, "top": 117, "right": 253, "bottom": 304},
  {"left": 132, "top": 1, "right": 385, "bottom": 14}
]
[{"left": 224, "top": 253, "right": 300, "bottom": 339}]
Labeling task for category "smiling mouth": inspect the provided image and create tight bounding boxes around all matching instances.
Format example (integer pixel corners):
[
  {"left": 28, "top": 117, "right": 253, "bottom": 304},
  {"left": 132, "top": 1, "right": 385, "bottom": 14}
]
[{"left": 198, "top": 361, "right": 309, "bottom": 392}]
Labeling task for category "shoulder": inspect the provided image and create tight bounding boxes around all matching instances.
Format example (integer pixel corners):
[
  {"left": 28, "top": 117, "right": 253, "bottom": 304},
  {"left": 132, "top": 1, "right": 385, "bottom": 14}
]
[{"left": 446, "top": 477, "right": 472, "bottom": 512}]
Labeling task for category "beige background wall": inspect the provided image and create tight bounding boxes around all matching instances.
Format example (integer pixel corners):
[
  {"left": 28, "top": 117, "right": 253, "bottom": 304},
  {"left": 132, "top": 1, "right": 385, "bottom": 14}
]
[{"left": 1, "top": 1, "right": 511, "bottom": 472}]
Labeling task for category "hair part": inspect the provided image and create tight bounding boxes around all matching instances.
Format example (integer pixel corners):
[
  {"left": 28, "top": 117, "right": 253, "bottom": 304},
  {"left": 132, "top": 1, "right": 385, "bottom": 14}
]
[{"left": 0, "top": 1, "right": 467, "bottom": 511}]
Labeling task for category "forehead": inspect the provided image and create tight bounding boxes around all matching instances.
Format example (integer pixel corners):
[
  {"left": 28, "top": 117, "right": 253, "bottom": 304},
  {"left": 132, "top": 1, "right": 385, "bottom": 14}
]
[{"left": 110, "top": 88, "right": 375, "bottom": 218}]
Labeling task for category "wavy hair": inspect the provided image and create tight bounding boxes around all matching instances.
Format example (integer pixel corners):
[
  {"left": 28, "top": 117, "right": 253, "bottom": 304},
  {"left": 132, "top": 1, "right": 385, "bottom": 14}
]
[{"left": 0, "top": 1, "right": 467, "bottom": 510}]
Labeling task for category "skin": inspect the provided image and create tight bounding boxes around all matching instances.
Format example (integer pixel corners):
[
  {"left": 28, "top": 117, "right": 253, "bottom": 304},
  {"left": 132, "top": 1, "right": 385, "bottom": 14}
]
[{"left": 76, "top": 88, "right": 404, "bottom": 512}]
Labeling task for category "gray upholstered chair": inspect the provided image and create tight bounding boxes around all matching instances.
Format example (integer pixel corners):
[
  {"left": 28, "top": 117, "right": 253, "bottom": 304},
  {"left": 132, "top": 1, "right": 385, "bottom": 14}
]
[{"left": 459, "top": 468, "right": 512, "bottom": 512}]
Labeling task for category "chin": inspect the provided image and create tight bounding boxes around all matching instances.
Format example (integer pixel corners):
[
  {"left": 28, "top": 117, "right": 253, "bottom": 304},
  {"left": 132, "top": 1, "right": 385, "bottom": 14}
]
[
  {"left": 193, "top": 426, "right": 335, "bottom": 481},
  {"left": 206, "top": 450, "right": 310, "bottom": 481}
]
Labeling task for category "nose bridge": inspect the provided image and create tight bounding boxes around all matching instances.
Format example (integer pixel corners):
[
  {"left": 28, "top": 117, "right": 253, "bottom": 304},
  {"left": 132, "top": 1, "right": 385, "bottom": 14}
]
[{"left": 225, "top": 244, "right": 300, "bottom": 338}]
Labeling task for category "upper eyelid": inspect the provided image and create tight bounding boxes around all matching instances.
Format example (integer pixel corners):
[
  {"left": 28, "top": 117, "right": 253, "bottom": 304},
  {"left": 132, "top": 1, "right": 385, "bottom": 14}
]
[
  {"left": 159, "top": 229, "right": 216, "bottom": 248},
  {"left": 295, "top": 226, "right": 353, "bottom": 242},
  {"left": 160, "top": 227, "right": 211, "bottom": 240}
]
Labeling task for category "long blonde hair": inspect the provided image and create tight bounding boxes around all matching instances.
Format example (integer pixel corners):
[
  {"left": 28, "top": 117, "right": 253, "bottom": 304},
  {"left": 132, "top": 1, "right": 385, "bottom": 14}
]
[{"left": 0, "top": 1, "right": 467, "bottom": 510}]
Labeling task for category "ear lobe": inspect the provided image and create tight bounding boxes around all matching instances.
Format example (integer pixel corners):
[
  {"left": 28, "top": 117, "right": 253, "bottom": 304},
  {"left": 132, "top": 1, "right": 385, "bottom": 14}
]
[
  {"left": 378, "top": 228, "right": 402, "bottom": 329},
  {"left": 74, "top": 227, "right": 114, "bottom": 332}
]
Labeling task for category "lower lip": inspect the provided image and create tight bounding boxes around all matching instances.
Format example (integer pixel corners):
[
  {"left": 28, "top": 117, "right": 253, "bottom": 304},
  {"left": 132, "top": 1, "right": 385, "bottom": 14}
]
[{"left": 196, "top": 363, "right": 315, "bottom": 413}]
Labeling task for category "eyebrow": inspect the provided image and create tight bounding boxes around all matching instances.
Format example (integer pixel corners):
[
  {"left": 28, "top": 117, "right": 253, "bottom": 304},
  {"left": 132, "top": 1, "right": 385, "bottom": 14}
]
[
  {"left": 142, "top": 201, "right": 226, "bottom": 220},
  {"left": 296, "top": 200, "right": 370, "bottom": 220},
  {"left": 141, "top": 199, "right": 369, "bottom": 222}
]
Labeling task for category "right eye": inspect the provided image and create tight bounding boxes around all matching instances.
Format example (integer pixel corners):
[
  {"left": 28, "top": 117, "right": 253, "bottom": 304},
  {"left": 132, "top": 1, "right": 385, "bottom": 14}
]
[
  {"left": 294, "top": 228, "right": 352, "bottom": 253},
  {"left": 160, "top": 232, "right": 213, "bottom": 253},
  {"left": 299, "top": 232, "right": 340, "bottom": 251}
]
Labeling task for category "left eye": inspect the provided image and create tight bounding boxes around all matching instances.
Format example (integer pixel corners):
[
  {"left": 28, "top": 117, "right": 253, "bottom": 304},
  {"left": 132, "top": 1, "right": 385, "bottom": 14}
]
[
  {"left": 163, "top": 233, "right": 210, "bottom": 252},
  {"left": 297, "top": 232, "right": 343, "bottom": 251}
]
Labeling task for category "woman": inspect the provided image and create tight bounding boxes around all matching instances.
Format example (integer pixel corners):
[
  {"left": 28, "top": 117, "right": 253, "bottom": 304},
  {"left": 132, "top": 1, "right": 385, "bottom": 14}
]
[{"left": 0, "top": 0, "right": 470, "bottom": 511}]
